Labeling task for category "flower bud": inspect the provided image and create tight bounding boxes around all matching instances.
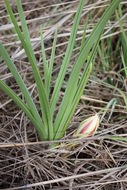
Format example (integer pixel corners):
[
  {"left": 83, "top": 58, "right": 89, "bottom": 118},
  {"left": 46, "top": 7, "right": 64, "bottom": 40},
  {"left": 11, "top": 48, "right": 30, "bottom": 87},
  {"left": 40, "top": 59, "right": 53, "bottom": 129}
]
[{"left": 74, "top": 114, "right": 99, "bottom": 138}]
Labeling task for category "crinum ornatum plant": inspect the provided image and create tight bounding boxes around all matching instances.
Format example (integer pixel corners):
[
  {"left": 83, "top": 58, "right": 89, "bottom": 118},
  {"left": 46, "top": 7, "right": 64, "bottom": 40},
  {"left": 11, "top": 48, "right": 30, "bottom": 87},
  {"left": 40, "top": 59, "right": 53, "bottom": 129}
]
[{"left": 0, "top": 0, "right": 120, "bottom": 141}]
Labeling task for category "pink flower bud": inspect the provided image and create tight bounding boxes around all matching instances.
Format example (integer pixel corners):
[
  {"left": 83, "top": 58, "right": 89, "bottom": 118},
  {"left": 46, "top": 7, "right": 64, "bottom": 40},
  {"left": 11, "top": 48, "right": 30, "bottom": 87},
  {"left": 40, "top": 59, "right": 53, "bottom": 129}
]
[{"left": 74, "top": 114, "right": 99, "bottom": 138}]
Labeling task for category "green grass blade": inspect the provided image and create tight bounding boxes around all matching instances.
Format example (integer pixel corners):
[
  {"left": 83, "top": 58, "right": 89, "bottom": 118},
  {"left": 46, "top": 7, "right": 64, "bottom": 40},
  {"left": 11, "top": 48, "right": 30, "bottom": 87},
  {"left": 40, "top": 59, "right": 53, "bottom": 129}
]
[
  {"left": 40, "top": 28, "right": 49, "bottom": 92},
  {"left": 16, "top": 0, "right": 31, "bottom": 46},
  {"left": 0, "top": 80, "right": 46, "bottom": 140},
  {"left": 97, "top": 81, "right": 127, "bottom": 111},
  {"left": 80, "top": 15, "right": 88, "bottom": 51},
  {"left": 107, "top": 136, "right": 127, "bottom": 143},
  {"left": 106, "top": 98, "right": 117, "bottom": 122},
  {"left": 50, "top": 0, "right": 86, "bottom": 115},
  {"left": 116, "top": 6, "right": 127, "bottom": 77},
  {"left": 118, "top": 5, "right": 127, "bottom": 48},
  {"left": 121, "top": 50, "right": 127, "bottom": 77},
  {"left": 116, "top": 88, "right": 127, "bottom": 109},
  {"left": 97, "top": 43, "right": 107, "bottom": 72},
  {"left": 47, "top": 28, "right": 58, "bottom": 97},
  {"left": 0, "top": 43, "right": 44, "bottom": 131},
  {"left": 4, "top": 0, "right": 53, "bottom": 140},
  {"left": 100, "top": 98, "right": 117, "bottom": 122},
  {"left": 54, "top": 0, "right": 120, "bottom": 139}
]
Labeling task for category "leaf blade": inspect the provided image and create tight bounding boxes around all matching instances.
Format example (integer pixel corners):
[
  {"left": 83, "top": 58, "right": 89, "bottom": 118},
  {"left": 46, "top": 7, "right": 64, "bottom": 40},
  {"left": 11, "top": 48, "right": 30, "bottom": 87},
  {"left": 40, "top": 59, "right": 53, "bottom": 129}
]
[{"left": 0, "top": 80, "right": 46, "bottom": 140}]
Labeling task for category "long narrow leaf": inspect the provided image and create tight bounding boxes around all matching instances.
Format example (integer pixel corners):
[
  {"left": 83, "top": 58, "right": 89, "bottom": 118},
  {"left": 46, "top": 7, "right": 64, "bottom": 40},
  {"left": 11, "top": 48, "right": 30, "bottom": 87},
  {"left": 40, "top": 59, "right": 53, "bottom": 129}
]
[
  {"left": 121, "top": 51, "right": 127, "bottom": 77},
  {"left": 47, "top": 28, "right": 58, "bottom": 97},
  {"left": 116, "top": 88, "right": 127, "bottom": 109},
  {"left": 80, "top": 16, "right": 89, "bottom": 51},
  {"left": 0, "top": 80, "right": 46, "bottom": 140},
  {"left": 40, "top": 28, "right": 49, "bottom": 92},
  {"left": 116, "top": 6, "right": 127, "bottom": 77}
]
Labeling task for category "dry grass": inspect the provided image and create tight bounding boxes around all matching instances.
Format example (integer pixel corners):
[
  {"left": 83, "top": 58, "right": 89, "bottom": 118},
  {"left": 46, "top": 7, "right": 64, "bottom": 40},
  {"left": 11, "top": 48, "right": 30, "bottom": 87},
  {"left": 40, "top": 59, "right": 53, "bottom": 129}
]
[{"left": 0, "top": 0, "right": 127, "bottom": 189}]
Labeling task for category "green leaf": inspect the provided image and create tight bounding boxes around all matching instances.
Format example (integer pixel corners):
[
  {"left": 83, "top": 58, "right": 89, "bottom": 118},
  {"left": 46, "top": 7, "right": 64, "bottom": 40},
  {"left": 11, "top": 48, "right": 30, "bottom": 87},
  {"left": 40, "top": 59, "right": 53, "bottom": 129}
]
[
  {"left": 40, "top": 27, "right": 49, "bottom": 93},
  {"left": 80, "top": 15, "right": 89, "bottom": 51},
  {"left": 116, "top": 88, "right": 127, "bottom": 109},
  {"left": 99, "top": 98, "right": 117, "bottom": 122},
  {"left": 106, "top": 136, "right": 127, "bottom": 143},
  {"left": 0, "top": 80, "right": 46, "bottom": 140},
  {"left": 47, "top": 28, "right": 58, "bottom": 98},
  {"left": 116, "top": 6, "right": 127, "bottom": 77}
]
